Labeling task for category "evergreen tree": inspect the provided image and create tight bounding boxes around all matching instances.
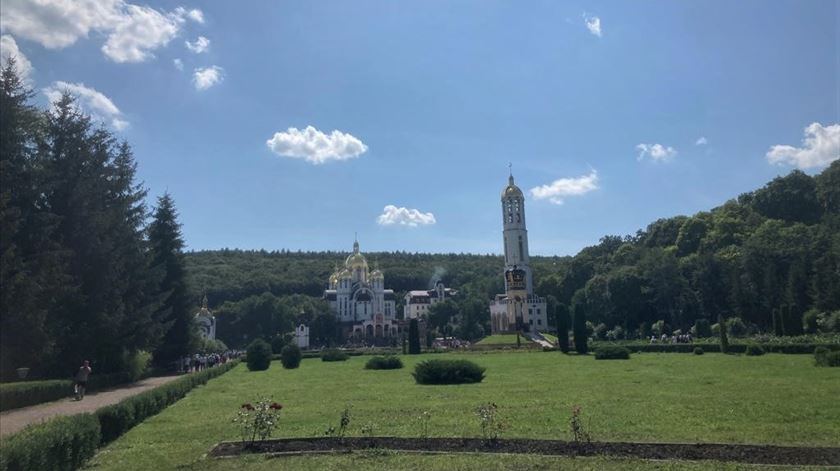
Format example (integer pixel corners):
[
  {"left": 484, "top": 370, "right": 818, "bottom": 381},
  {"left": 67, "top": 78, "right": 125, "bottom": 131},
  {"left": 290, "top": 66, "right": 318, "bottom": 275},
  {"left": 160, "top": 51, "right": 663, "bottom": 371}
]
[
  {"left": 573, "top": 299, "right": 588, "bottom": 354},
  {"left": 408, "top": 318, "right": 421, "bottom": 354},
  {"left": 149, "top": 193, "right": 197, "bottom": 366},
  {"left": 556, "top": 304, "right": 570, "bottom": 353},
  {"left": 718, "top": 314, "right": 729, "bottom": 354}
]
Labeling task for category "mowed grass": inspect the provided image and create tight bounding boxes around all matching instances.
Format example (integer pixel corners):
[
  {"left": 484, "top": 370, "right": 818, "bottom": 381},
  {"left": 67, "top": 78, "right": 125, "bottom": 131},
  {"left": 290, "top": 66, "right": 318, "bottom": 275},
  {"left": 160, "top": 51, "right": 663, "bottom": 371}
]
[
  {"left": 474, "top": 334, "right": 530, "bottom": 345},
  {"left": 88, "top": 352, "right": 840, "bottom": 470}
]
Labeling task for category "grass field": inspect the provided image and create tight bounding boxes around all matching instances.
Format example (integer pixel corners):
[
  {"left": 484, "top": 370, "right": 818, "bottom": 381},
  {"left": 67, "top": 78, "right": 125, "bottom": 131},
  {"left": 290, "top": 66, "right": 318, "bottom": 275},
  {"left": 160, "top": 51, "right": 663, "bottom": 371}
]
[
  {"left": 88, "top": 351, "right": 840, "bottom": 470},
  {"left": 474, "top": 334, "right": 531, "bottom": 345}
]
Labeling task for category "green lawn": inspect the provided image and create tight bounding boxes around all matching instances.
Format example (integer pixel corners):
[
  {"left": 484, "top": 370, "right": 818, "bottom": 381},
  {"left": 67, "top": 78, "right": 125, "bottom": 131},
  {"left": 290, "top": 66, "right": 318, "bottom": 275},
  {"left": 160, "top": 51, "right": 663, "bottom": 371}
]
[
  {"left": 474, "top": 334, "right": 531, "bottom": 345},
  {"left": 87, "top": 352, "right": 840, "bottom": 470}
]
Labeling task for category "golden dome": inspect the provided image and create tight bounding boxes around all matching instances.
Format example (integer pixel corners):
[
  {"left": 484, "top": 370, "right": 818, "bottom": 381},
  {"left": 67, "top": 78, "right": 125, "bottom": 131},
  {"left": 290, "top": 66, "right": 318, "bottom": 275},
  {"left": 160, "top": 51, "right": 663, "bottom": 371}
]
[
  {"left": 370, "top": 269, "right": 383, "bottom": 280},
  {"left": 329, "top": 272, "right": 339, "bottom": 284},
  {"left": 338, "top": 269, "right": 351, "bottom": 279},
  {"left": 501, "top": 175, "right": 523, "bottom": 199},
  {"left": 345, "top": 239, "right": 368, "bottom": 269}
]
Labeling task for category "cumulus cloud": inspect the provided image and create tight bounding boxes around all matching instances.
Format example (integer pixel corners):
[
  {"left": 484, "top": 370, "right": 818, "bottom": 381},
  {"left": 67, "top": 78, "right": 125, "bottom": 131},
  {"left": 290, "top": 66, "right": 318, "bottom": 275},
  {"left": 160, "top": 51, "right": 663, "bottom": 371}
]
[
  {"left": 43, "top": 81, "right": 128, "bottom": 130},
  {"left": 766, "top": 122, "right": 840, "bottom": 169},
  {"left": 266, "top": 126, "right": 368, "bottom": 164},
  {"left": 695, "top": 137, "right": 708, "bottom": 146},
  {"left": 185, "top": 35, "right": 209, "bottom": 53},
  {"left": 173, "top": 58, "right": 183, "bottom": 70},
  {"left": 377, "top": 205, "right": 436, "bottom": 227},
  {"left": 0, "top": 35, "right": 33, "bottom": 82},
  {"left": 175, "top": 7, "right": 204, "bottom": 24},
  {"left": 636, "top": 143, "right": 677, "bottom": 162},
  {"left": 0, "top": 0, "right": 203, "bottom": 63},
  {"left": 192, "top": 65, "right": 223, "bottom": 90},
  {"left": 529, "top": 170, "right": 599, "bottom": 205},
  {"left": 584, "top": 15, "right": 602, "bottom": 37}
]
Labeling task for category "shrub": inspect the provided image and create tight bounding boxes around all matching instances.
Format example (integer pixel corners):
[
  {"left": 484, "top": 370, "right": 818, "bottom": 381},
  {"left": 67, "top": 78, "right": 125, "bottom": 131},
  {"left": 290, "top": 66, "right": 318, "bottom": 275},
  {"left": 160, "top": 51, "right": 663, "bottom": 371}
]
[
  {"left": 693, "top": 347, "right": 704, "bottom": 355},
  {"left": 408, "top": 319, "right": 421, "bottom": 354},
  {"left": 719, "top": 315, "right": 730, "bottom": 354},
  {"left": 815, "top": 347, "right": 840, "bottom": 367},
  {"left": 726, "top": 318, "right": 748, "bottom": 337},
  {"left": 823, "top": 351, "right": 840, "bottom": 367},
  {"left": 126, "top": 350, "right": 152, "bottom": 382},
  {"left": 365, "top": 356, "right": 403, "bottom": 370},
  {"left": 233, "top": 398, "right": 283, "bottom": 447},
  {"left": 745, "top": 345, "right": 765, "bottom": 356},
  {"left": 475, "top": 402, "right": 505, "bottom": 442},
  {"left": 556, "top": 304, "right": 570, "bottom": 353},
  {"left": 605, "top": 326, "right": 625, "bottom": 341},
  {"left": 246, "top": 339, "right": 272, "bottom": 371},
  {"left": 573, "top": 301, "right": 588, "bottom": 354},
  {"left": 413, "top": 359, "right": 485, "bottom": 385},
  {"left": 0, "top": 380, "right": 72, "bottom": 412},
  {"left": 0, "top": 414, "right": 100, "bottom": 471},
  {"left": 593, "top": 346, "right": 631, "bottom": 360},
  {"left": 321, "top": 349, "right": 349, "bottom": 362},
  {"left": 280, "top": 345, "right": 302, "bottom": 369}
]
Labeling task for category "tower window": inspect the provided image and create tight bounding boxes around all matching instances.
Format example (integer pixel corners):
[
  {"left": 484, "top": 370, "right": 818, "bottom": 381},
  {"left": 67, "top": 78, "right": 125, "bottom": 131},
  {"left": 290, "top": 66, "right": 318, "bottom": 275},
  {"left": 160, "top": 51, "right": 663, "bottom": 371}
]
[{"left": 518, "top": 236, "right": 524, "bottom": 260}]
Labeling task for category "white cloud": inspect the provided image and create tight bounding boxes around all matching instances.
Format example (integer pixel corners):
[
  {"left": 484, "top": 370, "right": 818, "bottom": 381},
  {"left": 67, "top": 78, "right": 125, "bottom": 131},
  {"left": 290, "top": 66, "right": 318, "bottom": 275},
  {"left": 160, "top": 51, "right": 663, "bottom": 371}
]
[
  {"left": 636, "top": 143, "right": 677, "bottom": 162},
  {"left": 0, "top": 0, "right": 200, "bottom": 63},
  {"left": 174, "top": 7, "right": 204, "bottom": 24},
  {"left": 377, "top": 205, "right": 436, "bottom": 227},
  {"left": 173, "top": 58, "right": 183, "bottom": 70},
  {"left": 43, "top": 81, "right": 128, "bottom": 130},
  {"left": 695, "top": 137, "right": 708, "bottom": 146},
  {"left": 266, "top": 126, "right": 368, "bottom": 164},
  {"left": 766, "top": 122, "right": 840, "bottom": 169},
  {"left": 185, "top": 36, "right": 209, "bottom": 53},
  {"left": 529, "top": 170, "right": 599, "bottom": 205},
  {"left": 192, "top": 65, "right": 223, "bottom": 90},
  {"left": 585, "top": 15, "right": 602, "bottom": 37},
  {"left": 0, "top": 35, "right": 33, "bottom": 82}
]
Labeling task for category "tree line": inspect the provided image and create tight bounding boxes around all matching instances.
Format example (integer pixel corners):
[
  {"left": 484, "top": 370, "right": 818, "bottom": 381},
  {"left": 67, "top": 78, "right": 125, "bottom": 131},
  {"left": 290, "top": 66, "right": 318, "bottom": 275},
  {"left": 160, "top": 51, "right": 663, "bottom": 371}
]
[{"left": 0, "top": 62, "right": 195, "bottom": 380}]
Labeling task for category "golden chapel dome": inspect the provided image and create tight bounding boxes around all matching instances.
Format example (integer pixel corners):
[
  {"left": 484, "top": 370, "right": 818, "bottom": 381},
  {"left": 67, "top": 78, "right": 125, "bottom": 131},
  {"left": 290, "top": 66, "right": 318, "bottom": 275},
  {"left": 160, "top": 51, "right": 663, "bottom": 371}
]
[
  {"left": 370, "top": 268, "right": 384, "bottom": 280},
  {"left": 338, "top": 269, "right": 352, "bottom": 280},
  {"left": 501, "top": 175, "right": 524, "bottom": 199},
  {"left": 345, "top": 239, "right": 368, "bottom": 269}
]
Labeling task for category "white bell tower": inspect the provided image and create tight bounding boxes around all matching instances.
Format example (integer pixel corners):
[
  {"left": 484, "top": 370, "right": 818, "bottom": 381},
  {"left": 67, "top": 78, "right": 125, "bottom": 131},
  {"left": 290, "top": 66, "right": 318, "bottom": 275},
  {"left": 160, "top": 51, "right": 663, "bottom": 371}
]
[{"left": 501, "top": 169, "right": 533, "bottom": 294}]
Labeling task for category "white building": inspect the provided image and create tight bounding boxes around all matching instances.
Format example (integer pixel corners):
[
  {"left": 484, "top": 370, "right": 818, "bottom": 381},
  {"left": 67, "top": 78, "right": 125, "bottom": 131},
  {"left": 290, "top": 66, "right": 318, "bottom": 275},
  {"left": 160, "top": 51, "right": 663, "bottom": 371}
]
[
  {"left": 194, "top": 295, "right": 217, "bottom": 340},
  {"left": 323, "top": 239, "right": 398, "bottom": 338},
  {"left": 489, "top": 172, "right": 548, "bottom": 333},
  {"left": 294, "top": 324, "right": 310, "bottom": 349},
  {"left": 404, "top": 281, "right": 458, "bottom": 319}
]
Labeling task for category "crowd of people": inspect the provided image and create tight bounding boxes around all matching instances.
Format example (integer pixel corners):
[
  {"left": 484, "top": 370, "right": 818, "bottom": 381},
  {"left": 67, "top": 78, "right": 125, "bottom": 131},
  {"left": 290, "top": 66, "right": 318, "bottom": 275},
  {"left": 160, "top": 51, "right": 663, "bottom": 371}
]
[
  {"left": 177, "top": 351, "right": 242, "bottom": 373},
  {"left": 650, "top": 333, "right": 694, "bottom": 344}
]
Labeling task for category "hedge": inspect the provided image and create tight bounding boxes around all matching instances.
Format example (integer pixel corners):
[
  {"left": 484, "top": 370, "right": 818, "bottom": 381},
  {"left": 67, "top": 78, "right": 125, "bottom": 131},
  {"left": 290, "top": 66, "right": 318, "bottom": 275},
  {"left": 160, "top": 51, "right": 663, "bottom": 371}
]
[
  {"left": 321, "top": 349, "right": 349, "bottom": 362},
  {"left": 413, "top": 359, "right": 485, "bottom": 385},
  {"left": 594, "top": 346, "right": 631, "bottom": 360},
  {"left": 365, "top": 356, "right": 403, "bottom": 370},
  {"left": 745, "top": 345, "right": 766, "bottom": 356},
  {"left": 0, "top": 361, "right": 239, "bottom": 471},
  {"left": 815, "top": 347, "right": 840, "bottom": 367},
  {"left": 595, "top": 343, "right": 840, "bottom": 354},
  {"left": 0, "top": 414, "right": 100, "bottom": 471},
  {"left": 0, "top": 372, "right": 134, "bottom": 412}
]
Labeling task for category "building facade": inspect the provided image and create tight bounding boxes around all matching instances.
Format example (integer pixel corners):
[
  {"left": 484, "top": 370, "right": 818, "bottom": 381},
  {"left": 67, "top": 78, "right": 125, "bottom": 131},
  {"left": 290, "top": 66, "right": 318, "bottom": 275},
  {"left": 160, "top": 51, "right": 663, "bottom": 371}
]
[
  {"left": 404, "top": 281, "right": 458, "bottom": 319},
  {"left": 323, "top": 239, "right": 398, "bottom": 339},
  {"left": 490, "top": 173, "right": 548, "bottom": 333},
  {"left": 194, "top": 295, "right": 217, "bottom": 340}
]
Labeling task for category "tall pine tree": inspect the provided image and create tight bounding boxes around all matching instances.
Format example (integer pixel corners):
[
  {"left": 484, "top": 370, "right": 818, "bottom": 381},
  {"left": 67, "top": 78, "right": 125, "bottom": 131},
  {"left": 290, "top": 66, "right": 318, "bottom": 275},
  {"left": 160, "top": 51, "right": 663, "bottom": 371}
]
[{"left": 149, "top": 193, "right": 197, "bottom": 366}]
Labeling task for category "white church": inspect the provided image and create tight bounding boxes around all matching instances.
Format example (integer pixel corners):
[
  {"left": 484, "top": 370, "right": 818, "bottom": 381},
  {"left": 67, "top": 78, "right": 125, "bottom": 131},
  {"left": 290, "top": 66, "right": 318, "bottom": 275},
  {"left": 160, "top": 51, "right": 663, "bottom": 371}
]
[
  {"left": 489, "top": 173, "right": 548, "bottom": 334},
  {"left": 323, "top": 239, "right": 399, "bottom": 338}
]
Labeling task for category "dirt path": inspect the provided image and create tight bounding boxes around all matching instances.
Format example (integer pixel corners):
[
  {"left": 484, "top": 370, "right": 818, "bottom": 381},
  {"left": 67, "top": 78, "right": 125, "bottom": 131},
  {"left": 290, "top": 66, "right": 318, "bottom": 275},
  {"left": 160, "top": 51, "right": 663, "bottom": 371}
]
[{"left": 0, "top": 375, "right": 180, "bottom": 437}]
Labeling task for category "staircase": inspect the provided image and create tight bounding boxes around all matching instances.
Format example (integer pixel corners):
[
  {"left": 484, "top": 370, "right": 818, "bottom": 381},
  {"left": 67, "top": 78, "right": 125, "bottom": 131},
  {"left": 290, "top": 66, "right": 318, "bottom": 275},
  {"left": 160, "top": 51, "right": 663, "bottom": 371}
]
[{"left": 525, "top": 331, "right": 554, "bottom": 349}]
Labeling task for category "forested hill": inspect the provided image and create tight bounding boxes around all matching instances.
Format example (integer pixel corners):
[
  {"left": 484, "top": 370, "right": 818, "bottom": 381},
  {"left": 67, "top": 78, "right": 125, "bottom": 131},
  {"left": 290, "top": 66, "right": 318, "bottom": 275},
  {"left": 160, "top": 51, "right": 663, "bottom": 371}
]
[{"left": 187, "top": 160, "right": 839, "bottom": 339}]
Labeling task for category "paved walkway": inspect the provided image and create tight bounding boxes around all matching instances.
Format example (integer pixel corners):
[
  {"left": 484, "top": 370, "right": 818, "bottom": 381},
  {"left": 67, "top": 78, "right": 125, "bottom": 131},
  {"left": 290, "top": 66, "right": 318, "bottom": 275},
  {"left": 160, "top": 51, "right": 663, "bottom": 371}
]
[{"left": 0, "top": 375, "right": 181, "bottom": 437}]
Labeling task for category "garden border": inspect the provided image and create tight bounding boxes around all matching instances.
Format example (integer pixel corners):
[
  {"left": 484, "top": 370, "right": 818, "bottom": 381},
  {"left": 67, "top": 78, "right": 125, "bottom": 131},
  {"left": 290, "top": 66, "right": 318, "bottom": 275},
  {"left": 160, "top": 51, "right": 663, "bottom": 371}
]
[{"left": 208, "top": 436, "right": 840, "bottom": 466}]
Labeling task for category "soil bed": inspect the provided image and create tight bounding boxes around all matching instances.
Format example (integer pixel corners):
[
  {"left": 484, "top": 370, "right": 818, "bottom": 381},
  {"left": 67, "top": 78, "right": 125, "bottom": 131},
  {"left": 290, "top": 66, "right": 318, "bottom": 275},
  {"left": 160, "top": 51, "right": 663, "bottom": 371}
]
[{"left": 209, "top": 437, "right": 840, "bottom": 466}]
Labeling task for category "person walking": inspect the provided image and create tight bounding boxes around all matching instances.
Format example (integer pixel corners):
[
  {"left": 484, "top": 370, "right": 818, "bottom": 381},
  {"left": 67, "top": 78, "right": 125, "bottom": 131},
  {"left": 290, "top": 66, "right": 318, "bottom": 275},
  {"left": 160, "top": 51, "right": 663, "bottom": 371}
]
[{"left": 74, "top": 360, "right": 92, "bottom": 400}]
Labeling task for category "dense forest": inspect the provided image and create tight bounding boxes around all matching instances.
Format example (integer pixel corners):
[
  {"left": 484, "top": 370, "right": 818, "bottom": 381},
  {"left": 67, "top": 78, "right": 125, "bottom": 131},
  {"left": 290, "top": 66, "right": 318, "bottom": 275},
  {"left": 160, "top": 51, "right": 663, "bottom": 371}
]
[
  {"left": 0, "top": 63, "right": 196, "bottom": 380},
  {"left": 187, "top": 162, "right": 840, "bottom": 347}
]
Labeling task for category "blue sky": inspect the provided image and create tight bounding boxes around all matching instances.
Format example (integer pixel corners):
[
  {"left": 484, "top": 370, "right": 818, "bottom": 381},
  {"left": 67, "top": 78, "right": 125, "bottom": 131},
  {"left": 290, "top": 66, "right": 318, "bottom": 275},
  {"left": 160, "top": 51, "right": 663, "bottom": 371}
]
[{"left": 1, "top": 0, "right": 837, "bottom": 255}]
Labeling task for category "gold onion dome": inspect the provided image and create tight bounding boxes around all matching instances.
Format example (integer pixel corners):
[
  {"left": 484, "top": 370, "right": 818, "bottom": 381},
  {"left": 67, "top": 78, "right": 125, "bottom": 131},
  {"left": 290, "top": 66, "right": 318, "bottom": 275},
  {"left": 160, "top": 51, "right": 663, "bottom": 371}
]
[
  {"left": 370, "top": 269, "right": 384, "bottom": 280},
  {"left": 345, "top": 239, "right": 368, "bottom": 269},
  {"left": 501, "top": 174, "right": 523, "bottom": 199},
  {"left": 338, "top": 269, "right": 351, "bottom": 280}
]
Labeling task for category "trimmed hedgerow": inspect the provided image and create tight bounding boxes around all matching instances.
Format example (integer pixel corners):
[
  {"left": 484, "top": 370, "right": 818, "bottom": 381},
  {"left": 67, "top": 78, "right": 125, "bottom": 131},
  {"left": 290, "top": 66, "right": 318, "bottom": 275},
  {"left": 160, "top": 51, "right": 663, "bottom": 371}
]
[
  {"left": 321, "top": 349, "right": 349, "bottom": 362},
  {"left": 745, "top": 345, "right": 766, "bottom": 356},
  {"left": 412, "top": 359, "right": 485, "bottom": 385},
  {"left": 0, "top": 372, "right": 137, "bottom": 412},
  {"left": 96, "top": 360, "right": 238, "bottom": 444},
  {"left": 280, "top": 345, "right": 302, "bottom": 369},
  {"left": 593, "top": 343, "right": 839, "bottom": 354},
  {"left": 594, "top": 346, "right": 631, "bottom": 360},
  {"left": 246, "top": 339, "right": 273, "bottom": 371},
  {"left": 694, "top": 347, "right": 704, "bottom": 355},
  {"left": 365, "top": 356, "right": 403, "bottom": 370},
  {"left": 815, "top": 347, "right": 840, "bottom": 367},
  {"left": 0, "top": 413, "right": 100, "bottom": 471}
]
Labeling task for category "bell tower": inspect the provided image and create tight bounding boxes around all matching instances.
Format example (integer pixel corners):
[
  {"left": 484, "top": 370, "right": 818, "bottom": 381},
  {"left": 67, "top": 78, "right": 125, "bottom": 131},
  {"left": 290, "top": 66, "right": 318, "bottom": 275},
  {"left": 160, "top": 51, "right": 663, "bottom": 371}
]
[{"left": 501, "top": 170, "right": 533, "bottom": 294}]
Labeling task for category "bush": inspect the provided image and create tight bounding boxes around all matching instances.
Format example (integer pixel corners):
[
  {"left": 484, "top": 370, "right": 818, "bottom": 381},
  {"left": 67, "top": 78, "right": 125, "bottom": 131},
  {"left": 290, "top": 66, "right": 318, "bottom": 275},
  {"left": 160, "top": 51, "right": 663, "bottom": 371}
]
[
  {"left": 745, "top": 345, "right": 765, "bottom": 356},
  {"left": 321, "top": 349, "right": 349, "bottom": 362},
  {"left": 0, "top": 414, "right": 100, "bottom": 471},
  {"left": 815, "top": 347, "right": 840, "bottom": 367},
  {"left": 593, "top": 346, "right": 631, "bottom": 360},
  {"left": 246, "top": 339, "right": 272, "bottom": 371},
  {"left": 693, "top": 347, "right": 704, "bottom": 355},
  {"left": 408, "top": 318, "right": 421, "bottom": 354},
  {"left": 365, "top": 356, "right": 403, "bottom": 370},
  {"left": 694, "top": 319, "right": 712, "bottom": 338},
  {"left": 126, "top": 350, "right": 151, "bottom": 382},
  {"left": 280, "top": 345, "right": 302, "bottom": 369},
  {"left": 0, "top": 379, "right": 72, "bottom": 412},
  {"left": 726, "top": 318, "right": 748, "bottom": 337},
  {"left": 413, "top": 359, "right": 485, "bottom": 385}
]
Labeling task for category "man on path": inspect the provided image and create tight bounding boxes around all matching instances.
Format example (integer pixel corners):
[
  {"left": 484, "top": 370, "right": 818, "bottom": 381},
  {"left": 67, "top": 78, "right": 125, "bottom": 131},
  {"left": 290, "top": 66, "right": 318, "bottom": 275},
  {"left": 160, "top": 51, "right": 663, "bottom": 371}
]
[{"left": 75, "top": 360, "right": 92, "bottom": 400}]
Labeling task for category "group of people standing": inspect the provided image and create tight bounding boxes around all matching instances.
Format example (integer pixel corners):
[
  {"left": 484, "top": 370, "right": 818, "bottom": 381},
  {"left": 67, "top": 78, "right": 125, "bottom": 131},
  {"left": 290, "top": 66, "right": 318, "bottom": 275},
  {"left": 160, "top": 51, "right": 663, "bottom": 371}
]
[
  {"left": 177, "top": 351, "right": 240, "bottom": 373},
  {"left": 650, "top": 333, "right": 694, "bottom": 344}
]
